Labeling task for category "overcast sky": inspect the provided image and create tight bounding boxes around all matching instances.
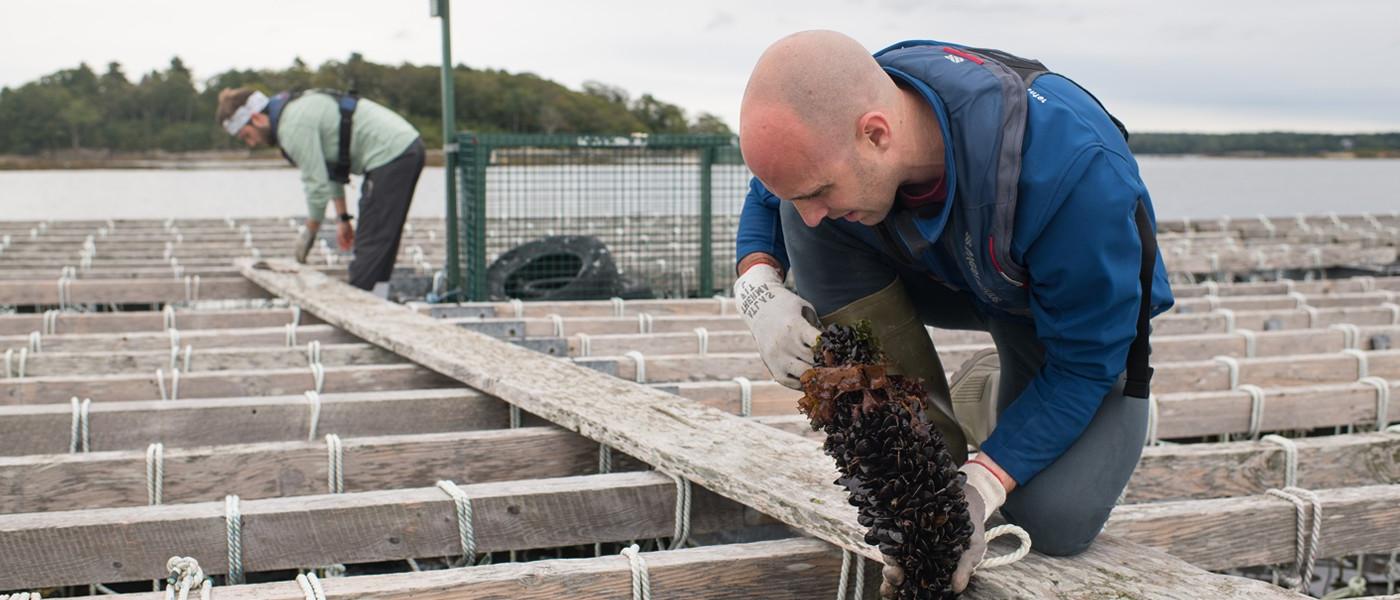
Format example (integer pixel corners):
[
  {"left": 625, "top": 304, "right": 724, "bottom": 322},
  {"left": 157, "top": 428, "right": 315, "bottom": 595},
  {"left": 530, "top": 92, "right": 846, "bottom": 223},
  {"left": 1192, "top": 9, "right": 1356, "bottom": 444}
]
[{"left": 3, "top": 0, "right": 1397, "bottom": 133}]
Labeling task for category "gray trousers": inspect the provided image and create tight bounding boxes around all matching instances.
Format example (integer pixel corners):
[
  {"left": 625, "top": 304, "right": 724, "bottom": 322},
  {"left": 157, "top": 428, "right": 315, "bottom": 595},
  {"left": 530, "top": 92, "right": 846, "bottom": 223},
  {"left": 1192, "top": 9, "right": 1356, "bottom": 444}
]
[
  {"left": 779, "top": 201, "right": 1149, "bottom": 556},
  {"left": 349, "top": 138, "right": 425, "bottom": 291}
]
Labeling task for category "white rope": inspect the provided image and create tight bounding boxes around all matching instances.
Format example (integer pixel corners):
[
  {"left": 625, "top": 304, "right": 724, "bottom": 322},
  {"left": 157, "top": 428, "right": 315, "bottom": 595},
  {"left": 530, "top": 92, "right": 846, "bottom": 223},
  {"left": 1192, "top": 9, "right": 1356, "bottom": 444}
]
[
  {"left": 1238, "top": 329, "right": 1258, "bottom": 358},
  {"left": 836, "top": 550, "right": 865, "bottom": 600},
  {"left": 731, "top": 375, "right": 755, "bottom": 417},
  {"left": 290, "top": 305, "right": 302, "bottom": 328},
  {"left": 1288, "top": 291, "right": 1309, "bottom": 309},
  {"left": 5, "top": 348, "right": 28, "bottom": 379},
  {"left": 1302, "top": 305, "right": 1321, "bottom": 329},
  {"left": 325, "top": 434, "right": 344, "bottom": 494},
  {"left": 310, "top": 362, "right": 325, "bottom": 394},
  {"left": 693, "top": 327, "right": 709, "bottom": 356},
  {"left": 57, "top": 275, "right": 71, "bottom": 311},
  {"left": 1381, "top": 302, "right": 1400, "bottom": 325},
  {"left": 305, "top": 391, "right": 322, "bottom": 441},
  {"left": 28, "top": 331, "right": 41, "bottom": 353},
  {"left": 184, "top": 275, "right": 201, "bottom": 305},
  {"left": 69, "top": 396, "right": 91, "bottom": 453},
  {"left": 668, "top": 473, "right": 692, "bottom": 550},
  {"left": 979, "top": 524, "right": 1035, "bottom": 569},
  {"left": 1264, "top": 486, "right": 1322, "bottom": 592},
  {"left": 155, "top": 368, "right": 181, "bottom": 401},
  {"left": 1208, "top": 252, "right": 1220, "bottom": 274},
  {"left": 285, "top": 323, "right": 298, "bottom": 347},
  {"left": 715, "top": 295, "right": 727, "bottom": 315},
  {"left": 163, "top": 556, "right": 211, "bottom": 600},
  {"left": 1330, "top": 323, "right": 1361, "bottom": 350},
  {"left": 1261, "top": 434, "right": 1299, "bottom": 488},
  {"left": 435, "top": 480, "right": 478, "bottom": 566},
  {"left": 1204, "top": 295, "right": 1221, "bottom": 311},
  {"left": 182, "top": 345, "right": 193, "bottom": 372},
  {"left": 509, "top": 298, "right": 524, "bottom": 318},
  {"left": 1282, "top": 279, "right": 1297, "bottom": 294},
  {"left": 42, "top": 310, "right": 58, "bottom": 335},
  {"left": 1356, "top": 276, "right": 1377, "bottom": 292},
  {"left": 625, "top": 350, "right": 647, "bottom": 383},
  {"left": 599, "top": 444, "right": 612, "bottom": 473},
  {"left": 637, "top": 312, "right": 654, "bottom": 334},
  {"left": 296, "top": 572, "right": 326, "bottom": 600},
  {"left": 1342, "top": 348, "right": 1368, "bottom": 379},
  {"left": 147, "top": 442, "right": 164, "bottom": 505},
  {"left": 509, "top": 404, "right": 522, "bottom": 428},
  {"left": 1360, "top": 376, "right": 1391, "bottom": 430},
  {"left": 611, "top": 296, "right": 626, "bottom": 318},
  {"left": 306, "top": 340, "right": 322, "bottom": 367},
  {"left": 548, "top": 313, "right": 565, "bottom": 337},
  {"left": 619, "top": 544, "right": 651, "bottom": 600},
  {"left": 1202, "top": 280, "right": 1219, "bottom": 296},
  {"left": 1241, "top": 384, "right": 1268, "bottom": 439},
  {"left": 1213, "top": 355, "right": 1241, "bottom": 390},
  {"left": 1145, "top": 394, "right": 1159, "bottom": 446},
  {"left": 576, "top": 333, "right": 591, "bottom": 357},
  {"left": 1214, "top": 308, "right": 1236, "bottom": 333},
  {"left": 225, "top": 494, "right": 244, "bottom": 584}
]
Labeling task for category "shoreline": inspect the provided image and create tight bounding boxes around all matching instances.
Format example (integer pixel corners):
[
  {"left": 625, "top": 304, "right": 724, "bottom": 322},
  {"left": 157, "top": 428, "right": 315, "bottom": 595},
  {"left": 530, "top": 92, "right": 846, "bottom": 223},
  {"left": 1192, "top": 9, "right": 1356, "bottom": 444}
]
[{"left": 0, "top": 150, "right": 448, "bottom": 171}]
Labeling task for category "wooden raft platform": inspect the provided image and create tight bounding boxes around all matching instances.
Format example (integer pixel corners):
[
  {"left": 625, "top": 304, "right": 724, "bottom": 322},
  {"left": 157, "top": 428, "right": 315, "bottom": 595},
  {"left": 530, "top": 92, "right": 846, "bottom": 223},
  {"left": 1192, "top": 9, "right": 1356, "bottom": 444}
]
[{"left": 1, "top": 216, "right": 1397, "bottom": 599}]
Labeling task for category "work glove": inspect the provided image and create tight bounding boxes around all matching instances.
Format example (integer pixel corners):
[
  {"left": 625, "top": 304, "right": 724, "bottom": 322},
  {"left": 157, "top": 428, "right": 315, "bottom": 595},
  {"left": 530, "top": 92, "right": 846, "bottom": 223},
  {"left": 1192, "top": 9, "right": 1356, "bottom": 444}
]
[
  {"left": 293, "top": 226, "right": 315, "bottom": 264},
  {"left": 733, "top": 263, "right": 820, "bottom": 389},
  {"left": 879, "top": 462, "right": 1007, "bottom": 597}
]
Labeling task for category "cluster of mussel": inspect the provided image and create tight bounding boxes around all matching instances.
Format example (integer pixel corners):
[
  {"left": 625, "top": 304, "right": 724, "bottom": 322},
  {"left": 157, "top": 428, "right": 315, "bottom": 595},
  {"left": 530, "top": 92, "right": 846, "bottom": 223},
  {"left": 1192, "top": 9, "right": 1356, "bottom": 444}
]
[{"left": 798, "top": 322, "right": 972, "bottom": 599}]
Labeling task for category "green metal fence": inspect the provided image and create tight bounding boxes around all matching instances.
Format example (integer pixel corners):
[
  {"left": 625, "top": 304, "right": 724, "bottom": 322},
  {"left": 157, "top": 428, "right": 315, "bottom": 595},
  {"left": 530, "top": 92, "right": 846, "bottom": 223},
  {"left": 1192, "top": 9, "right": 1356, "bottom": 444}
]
[{"left": 451, "top": 133, "right": 751, "bottom": 301}]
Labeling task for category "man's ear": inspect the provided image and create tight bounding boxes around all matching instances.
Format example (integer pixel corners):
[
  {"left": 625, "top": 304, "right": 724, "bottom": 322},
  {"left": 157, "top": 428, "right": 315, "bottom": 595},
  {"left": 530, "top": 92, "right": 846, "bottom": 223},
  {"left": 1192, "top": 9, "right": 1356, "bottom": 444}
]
[
  {"left": 249, "top": 112, "right": 270, "bottom": 127},
  {"left": 858, "top": 111, "right": 891, "bottom": 150}
]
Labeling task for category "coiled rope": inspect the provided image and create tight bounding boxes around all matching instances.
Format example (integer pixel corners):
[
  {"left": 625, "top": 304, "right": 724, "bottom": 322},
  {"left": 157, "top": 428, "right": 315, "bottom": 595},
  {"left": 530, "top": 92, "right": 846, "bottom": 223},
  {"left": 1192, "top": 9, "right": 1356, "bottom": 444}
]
[
  {"left": 1264, "top": 486, "right": 1322, "bottom": 592},
  {"left": 163, "top": 556, "right": 211, "bottom": 600}
]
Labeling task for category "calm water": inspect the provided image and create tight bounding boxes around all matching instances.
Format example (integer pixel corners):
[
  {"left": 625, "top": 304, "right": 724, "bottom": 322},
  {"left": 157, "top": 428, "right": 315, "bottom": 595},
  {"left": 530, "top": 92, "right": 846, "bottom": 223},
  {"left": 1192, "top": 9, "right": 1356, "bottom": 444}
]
[{"left": 0, "top": 157, "right": 1397, "bottom": 221}]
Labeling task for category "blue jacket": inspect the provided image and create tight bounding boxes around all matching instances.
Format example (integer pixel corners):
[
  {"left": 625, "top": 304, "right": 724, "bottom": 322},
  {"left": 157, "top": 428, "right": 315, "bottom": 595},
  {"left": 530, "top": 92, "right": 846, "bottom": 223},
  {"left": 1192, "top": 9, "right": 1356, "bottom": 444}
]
[{"left": 736, "top": 41, "right": 1175, "bottom": 484}]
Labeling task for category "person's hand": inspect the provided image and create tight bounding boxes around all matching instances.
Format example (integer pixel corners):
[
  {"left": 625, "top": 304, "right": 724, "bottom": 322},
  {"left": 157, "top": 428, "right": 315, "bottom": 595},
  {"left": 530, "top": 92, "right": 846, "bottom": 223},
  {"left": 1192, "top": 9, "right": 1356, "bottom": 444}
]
[
  {"left": 951, "top": 461, "right": 1009, "bottom": 593},
  {"left": 294, "top": 222, "right": 318, "bottom": 264},
  {"left": 733, "top": 262, "right": 820, "bottom": 388},
  {"left": 337, "top": 220, "right": 354, "bottom": 251}
]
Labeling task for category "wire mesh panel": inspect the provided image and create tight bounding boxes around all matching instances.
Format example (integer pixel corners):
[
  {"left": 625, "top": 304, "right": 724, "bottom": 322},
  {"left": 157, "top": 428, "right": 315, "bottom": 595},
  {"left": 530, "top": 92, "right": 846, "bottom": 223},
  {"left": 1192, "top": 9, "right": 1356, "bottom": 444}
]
[{"left": 455, "top": 133, "right": 751, "bottom": 301}]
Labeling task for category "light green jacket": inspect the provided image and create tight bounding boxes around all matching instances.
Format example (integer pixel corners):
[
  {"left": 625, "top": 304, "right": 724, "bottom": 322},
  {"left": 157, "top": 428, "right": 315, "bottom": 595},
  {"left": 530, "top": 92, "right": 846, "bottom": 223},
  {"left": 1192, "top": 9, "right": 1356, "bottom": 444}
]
[{"left": 275, "top": 92, "right": 420, "bottom": 220}]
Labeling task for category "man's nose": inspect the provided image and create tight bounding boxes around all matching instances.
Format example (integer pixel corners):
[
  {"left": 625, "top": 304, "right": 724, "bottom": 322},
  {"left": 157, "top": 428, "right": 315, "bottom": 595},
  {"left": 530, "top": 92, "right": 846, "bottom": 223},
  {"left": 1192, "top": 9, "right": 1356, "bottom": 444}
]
[{"left": 795, "top": 202, "right": 827, "bottom": 227}]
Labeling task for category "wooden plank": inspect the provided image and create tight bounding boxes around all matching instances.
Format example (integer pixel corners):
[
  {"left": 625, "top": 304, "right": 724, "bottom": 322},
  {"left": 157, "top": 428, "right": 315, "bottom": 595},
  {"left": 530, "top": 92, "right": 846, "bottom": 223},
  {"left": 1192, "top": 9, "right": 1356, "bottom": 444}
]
[
  {"left": 66, "top": 539, "right": 858, "bottom": 600},
  {"left": 1155, "top": 381, "right": 1393, "bottom": 439},
  {"left": 0, "top": 388, "right": 505, "bottom": 456},
  {"left": 239, "top": 259, "right": 882, "bottom": 561},
  {"left": 0, "top": 471, "right": 756, "bottom": 588},
  {"left": 0, "top": 324, "right": 355, "bottom": 353},
  {"left": 0, "top": 307, "right": 317, "bottom": 336},
  {"left": 15, "top": 343, "right": 400, "bottom": 376},
  {"left": 0, "top": 364, "right": 457, "bottom": 404},
  {"left": 1107, "top": 485, "right": 1400, "bottom": 570},
  {"left": 1127, "top": 432, "right": 1400, "bottom": 503},
  {"left": 0, "top": 277, "right": 270, "bottom": 305},
  {"left": 0, "top": 428, "right": 644, "bottom": 512},
  {"left": 1172, "top": 291, "right": 1399, "bottom": 313}
]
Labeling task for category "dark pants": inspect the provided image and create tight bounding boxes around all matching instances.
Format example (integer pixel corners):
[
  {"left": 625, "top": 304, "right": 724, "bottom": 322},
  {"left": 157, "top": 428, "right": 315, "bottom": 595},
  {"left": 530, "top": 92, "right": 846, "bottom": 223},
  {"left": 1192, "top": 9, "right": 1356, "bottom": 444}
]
[
  {"left": 349, "top": 138, "right": 425, "bottom": 290},
  {"left": 779, "top": 201, "right": 1148, "bottom": 557}
]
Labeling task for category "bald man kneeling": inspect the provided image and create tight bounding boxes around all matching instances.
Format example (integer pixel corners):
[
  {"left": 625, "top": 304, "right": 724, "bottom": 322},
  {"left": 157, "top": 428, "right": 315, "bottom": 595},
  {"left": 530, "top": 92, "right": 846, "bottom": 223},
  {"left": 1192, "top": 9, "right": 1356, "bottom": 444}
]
[{"left": 732, "top": 31, "right": 1175, "bottom": 595}]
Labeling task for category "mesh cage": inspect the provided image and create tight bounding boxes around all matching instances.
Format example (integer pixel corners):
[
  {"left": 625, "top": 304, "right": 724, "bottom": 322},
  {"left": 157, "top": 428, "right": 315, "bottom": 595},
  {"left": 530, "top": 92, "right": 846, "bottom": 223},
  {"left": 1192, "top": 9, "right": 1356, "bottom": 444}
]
[{"left": 454, "top": 133, "right": 751, "bottom": 301}]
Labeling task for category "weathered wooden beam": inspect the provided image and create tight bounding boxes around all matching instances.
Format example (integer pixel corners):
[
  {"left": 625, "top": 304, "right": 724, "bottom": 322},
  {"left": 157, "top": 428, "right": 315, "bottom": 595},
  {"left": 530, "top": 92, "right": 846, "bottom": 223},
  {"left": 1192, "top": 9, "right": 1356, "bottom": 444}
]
[
  {"left": 1107, "top": 484, "right": 1400, "bottom": 570},
  {"left": 0, "top": 428, "right": 645, "bottom": 512},
  {"left": 239, "top": 259, "right": 881, "bottom": 562},
  {"left": 0, "top": 307, "right": 314, "bottom": 336},
  {"left": 0, "top": 324, "right": 355, "bottom": 353},
  {"left": 0, "top": 277, "right": 269, "bottom": 305},
  {"left": 0, "top": 472, "right": 755, "bottom": 588},
  {"left": 62, "top": 539, "right": 853, "bottom": 600},
  {"left": 0, "top": 388, "right": 505, "bottom": 456},
  {"left": 15, "top": 343, "right": 400, "bottom": 376},
  {"left": 1155, "top": 380, "right": 1396, "bottom": 439},
  {"left": 1128, "top": 432, "right": 1400, "bottom": 503},
  {"left": 0, "top": 364, "right": 457, "bottom": 404},
  {"left": 1171, "top": 276, "right": 1400, "bottom": 298},
  {"left": 1171, "top": 291, "right": 1399, "bottom": 313}
]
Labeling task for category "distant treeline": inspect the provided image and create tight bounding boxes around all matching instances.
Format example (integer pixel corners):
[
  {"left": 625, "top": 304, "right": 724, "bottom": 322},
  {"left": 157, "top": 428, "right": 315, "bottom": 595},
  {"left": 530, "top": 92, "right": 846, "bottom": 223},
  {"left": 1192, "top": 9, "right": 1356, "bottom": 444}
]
[
  {"left": 0, "top": 55, "right": 731, "bottom": 155},
  {"left": 1128, "top": 132, "right": 1400, "bottom": 157}
]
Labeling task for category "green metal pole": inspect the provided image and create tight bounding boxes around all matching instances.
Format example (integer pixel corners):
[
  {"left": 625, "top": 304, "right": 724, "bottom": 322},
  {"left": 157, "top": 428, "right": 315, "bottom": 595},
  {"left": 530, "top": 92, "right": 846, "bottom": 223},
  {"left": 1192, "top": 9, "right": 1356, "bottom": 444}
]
[
  {"left": 432, "top": 0, "right": 461, "bottom": 299},
  {"left": 698, "top": 145, "right": 715, "bottom": 297}
]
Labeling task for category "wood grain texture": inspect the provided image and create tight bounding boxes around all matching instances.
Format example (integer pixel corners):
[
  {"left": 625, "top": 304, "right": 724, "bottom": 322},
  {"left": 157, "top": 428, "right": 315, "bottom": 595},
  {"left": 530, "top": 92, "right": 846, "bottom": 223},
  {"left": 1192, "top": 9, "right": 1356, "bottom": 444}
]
[
  {"left": 0, "top": 388, "right": 503, "bottom": 455},
  {"left": 1107, "top": 484, "right": 1400, "bottom": 570},
  {"left": 0, "top": 277, "right": 269, "bottom": 305},
  {"left": 16, "top": 343, "right": 399, "bottom": 376},
  {"left": 0, "top": 471, "right": 755, "bottom": 588},
  {"left": 0, "top": 307, "right": 322, "bottom": 336},
  {"left": 0, "top": 363, "right": 456, "bottom": 404},
  {"left": 0, "top": 428, "right": 646, "bottom": 512},
  {"left": 0, "top": 324, "right": 354, "bottom": 352}
]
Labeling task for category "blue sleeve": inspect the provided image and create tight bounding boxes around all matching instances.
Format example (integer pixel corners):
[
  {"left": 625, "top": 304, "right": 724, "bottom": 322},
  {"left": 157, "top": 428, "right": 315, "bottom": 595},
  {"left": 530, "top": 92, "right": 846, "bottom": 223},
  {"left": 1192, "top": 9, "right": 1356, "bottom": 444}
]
[
  {"left": 979, "top": 149, "right": 1151, "bottom": 485},
  {"left": 735, "top": 177, "right": 790, "bottom": 271}
]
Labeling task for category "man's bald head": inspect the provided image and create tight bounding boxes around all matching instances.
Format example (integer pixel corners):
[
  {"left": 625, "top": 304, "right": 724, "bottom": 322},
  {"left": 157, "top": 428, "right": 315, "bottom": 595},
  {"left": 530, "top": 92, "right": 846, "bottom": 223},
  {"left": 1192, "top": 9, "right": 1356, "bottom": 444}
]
[{"left": 740, "top": 31, "right": 897, "bottom": 167}]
